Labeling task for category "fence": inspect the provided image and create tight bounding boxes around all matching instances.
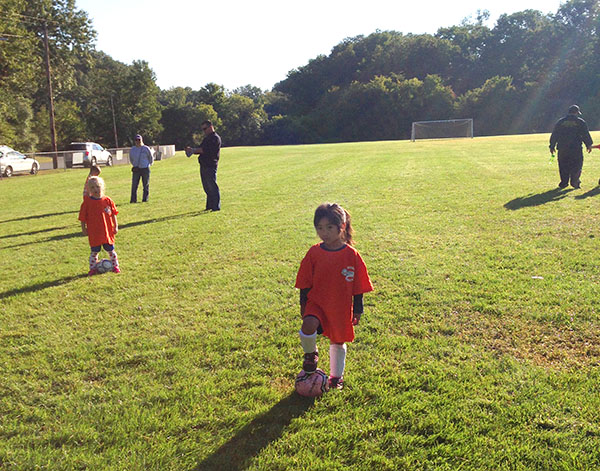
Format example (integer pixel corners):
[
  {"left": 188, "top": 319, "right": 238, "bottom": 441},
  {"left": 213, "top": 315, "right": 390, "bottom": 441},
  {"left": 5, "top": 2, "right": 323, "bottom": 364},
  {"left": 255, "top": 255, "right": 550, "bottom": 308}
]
[{"left": 26, "top": 145, "right": 176, "bottom": 171}]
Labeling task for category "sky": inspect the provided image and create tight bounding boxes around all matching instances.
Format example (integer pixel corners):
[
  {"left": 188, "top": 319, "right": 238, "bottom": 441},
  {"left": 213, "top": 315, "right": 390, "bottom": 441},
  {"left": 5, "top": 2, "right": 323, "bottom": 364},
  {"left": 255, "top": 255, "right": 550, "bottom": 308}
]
[{"left": 75, "top": 0, "right": 565, "bottom": 92}]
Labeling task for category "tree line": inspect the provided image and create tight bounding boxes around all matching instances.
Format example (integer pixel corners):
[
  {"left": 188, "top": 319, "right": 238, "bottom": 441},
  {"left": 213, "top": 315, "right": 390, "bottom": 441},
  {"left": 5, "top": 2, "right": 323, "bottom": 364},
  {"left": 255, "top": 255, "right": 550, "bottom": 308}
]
[{"left": 1, "top": 0, "right": 598, "bottom": 152}]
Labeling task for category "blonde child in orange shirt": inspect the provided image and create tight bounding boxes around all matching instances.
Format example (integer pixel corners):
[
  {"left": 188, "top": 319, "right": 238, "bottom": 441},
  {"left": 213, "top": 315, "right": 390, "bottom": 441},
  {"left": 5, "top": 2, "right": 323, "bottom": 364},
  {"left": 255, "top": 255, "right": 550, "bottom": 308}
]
[
  {"left": 78, "top": 176, "right": 120, "bottom": 275},
  {"left": 295, "top": 203, "right": 373, "bottom": 390}
]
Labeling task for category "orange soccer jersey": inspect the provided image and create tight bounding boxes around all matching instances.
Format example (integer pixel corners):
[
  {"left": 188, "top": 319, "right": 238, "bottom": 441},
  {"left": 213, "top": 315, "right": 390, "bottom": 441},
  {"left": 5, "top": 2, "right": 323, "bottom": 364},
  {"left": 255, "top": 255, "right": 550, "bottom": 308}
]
[
  {"left": 295, "top": 243, "right": 373, "bottom": 343},
  {"left": 78, "top": 196, "right": 118, "bottom": 247}
]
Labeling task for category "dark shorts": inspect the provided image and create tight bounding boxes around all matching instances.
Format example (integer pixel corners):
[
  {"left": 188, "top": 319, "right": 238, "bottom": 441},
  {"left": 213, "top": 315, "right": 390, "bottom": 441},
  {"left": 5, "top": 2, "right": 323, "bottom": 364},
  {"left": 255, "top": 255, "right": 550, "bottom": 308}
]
[
  {"left": 303, "top": 302, "right": 324, "bottom": 334},
  {"left": 91, "top": 243, "right": 115, "bottom": 252}
]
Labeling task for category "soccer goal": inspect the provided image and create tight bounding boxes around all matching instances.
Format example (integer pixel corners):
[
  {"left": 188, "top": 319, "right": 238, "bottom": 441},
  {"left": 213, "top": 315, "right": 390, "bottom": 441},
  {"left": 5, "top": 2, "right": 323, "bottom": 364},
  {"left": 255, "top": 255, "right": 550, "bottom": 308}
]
[{"left": 411, "top": 118, "right": 474, "bottom": 141}]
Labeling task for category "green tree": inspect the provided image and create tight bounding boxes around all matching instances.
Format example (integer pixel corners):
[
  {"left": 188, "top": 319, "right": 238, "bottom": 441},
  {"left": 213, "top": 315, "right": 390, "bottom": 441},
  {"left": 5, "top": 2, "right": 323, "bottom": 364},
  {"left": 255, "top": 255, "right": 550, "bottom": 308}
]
[
  {"left": 314, "top": 74, "right": 455, "bottom": 142},
  {"left": 160, "top": 103, "right": 219, "bottom": 149},
  {"left": 32, "top": 98, "right": 86, "bottom": 149},
  {"left": 365, "top": 33, "right": 458, "bottom": 83},
  {"left": 114, "top": 60, "right": 163, "bottom": 145},
  {"left": 457, "top": 76, "right": 520, "bottom": 135},
  {"left": 233, "top": 84, "right": 264, "bottom": 104},
  {"left": 274, "top": 54, "right": 332, "bottom": 114},
  {"left": 77, "top": 55, "right": 163, "bottom": 147},
  {"left": 436, "top": 12, "right": 493, "bottom": 93},
  {"left": 220, "top": 94, "right": 267, "bottom": 146},
  {"left": 0, "top": 0, "right": 39, "bottom": 148},
  {"left": 160, "top": 86, "right": 193, "bottom": 108},
  {"left": 191, "top": 83, "right": 227, "bottom": 115},
  {"left": 79, "top": 52, "right": 130, "bottom": 147},
  {"left": 551, "top": 0, "right": 600, "bottom": 101},
  {"left": 21, "top": 0, "right": 95, "bottom": 107},
  {"left": 485, "top": 10, "right": 556, "bottom": 86},
  {"left": 260, "top": 115, "right": 309, "bottom": 145},
  {"left": 0, "top": 92, "right": 37, "bottom": 151}
]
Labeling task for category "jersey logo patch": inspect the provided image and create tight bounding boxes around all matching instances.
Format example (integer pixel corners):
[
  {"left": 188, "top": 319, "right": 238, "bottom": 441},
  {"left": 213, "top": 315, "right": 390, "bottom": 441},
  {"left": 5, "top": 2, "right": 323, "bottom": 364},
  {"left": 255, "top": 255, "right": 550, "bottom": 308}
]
[{"left": 341, "top": 266, "right": 355, "bottom": 282}]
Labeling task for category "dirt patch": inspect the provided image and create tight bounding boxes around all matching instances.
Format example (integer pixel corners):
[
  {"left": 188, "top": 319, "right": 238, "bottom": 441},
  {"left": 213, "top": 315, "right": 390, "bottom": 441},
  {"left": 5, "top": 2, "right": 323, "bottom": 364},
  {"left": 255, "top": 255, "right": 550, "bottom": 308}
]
[{"left": 449, "top": 310, "right": 600, "bottom": 369}]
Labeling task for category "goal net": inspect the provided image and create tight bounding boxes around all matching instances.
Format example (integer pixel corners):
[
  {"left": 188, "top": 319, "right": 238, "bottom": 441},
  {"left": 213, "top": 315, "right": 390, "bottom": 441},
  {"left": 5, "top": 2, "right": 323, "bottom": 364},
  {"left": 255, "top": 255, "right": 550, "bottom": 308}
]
[{"left": 411, "top": 119, "right": 473, "bottom": 141}]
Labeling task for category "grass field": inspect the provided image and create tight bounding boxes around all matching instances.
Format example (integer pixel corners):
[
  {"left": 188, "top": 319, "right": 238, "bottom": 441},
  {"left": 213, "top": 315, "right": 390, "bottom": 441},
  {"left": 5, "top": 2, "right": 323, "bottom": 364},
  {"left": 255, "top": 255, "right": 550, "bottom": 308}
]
[{"left": 2, "top": 134, "right": 600, "bottom": 470}]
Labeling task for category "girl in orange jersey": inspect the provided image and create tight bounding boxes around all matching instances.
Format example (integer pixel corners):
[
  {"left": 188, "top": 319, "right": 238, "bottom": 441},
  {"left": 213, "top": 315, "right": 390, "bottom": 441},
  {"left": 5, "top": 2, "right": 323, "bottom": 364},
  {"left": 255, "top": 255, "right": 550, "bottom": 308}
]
[
  {"left": 79, "top": 176, "right": 120, "bottom": 275},
  {"left": 295, "top": 203, "right": 373, "bottom": 390}
]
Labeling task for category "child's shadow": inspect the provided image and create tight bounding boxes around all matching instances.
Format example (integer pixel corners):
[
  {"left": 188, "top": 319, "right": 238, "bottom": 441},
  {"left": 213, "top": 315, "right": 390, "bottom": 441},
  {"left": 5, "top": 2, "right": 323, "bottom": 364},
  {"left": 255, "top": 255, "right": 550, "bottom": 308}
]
[
  {"left": 0, "top": 274, "right": 87, "bottom": 300},
  {"left": 574, "top": 186, "right": 600, "bottom": 200},
  {"left": 194, "top": 392, "right": 314, "bottom": 471},
  {"left": 504, "top": 188, "right": 573, "bottom": 210}
]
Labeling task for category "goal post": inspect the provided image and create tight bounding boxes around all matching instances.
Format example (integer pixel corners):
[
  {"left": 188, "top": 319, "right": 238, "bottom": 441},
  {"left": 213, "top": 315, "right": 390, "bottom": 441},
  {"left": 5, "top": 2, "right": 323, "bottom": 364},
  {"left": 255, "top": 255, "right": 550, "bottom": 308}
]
[{"left": 411, "top": 118, "right": 474, "bottom": 141}]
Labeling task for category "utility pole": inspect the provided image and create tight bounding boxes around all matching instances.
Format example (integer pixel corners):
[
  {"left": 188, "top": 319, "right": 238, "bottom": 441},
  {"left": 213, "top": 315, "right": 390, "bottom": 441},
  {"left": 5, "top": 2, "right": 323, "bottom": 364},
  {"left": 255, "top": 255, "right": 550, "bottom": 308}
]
[
  {"left": 110, "top": 96, "right": 119, "bottom": 148},
  {"left": 42, "top": 21, "right": 58, "bottom": 165}
]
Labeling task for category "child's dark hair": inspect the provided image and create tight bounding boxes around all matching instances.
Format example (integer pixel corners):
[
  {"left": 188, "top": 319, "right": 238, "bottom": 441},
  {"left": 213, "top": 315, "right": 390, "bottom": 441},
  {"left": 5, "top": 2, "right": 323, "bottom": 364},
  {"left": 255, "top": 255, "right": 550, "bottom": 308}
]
[
  {"left": 314, "top": 202, "right": 354, "bottom": 245},
  {"left": 89, "top": 165, "right": 101, "bottom": 176}
]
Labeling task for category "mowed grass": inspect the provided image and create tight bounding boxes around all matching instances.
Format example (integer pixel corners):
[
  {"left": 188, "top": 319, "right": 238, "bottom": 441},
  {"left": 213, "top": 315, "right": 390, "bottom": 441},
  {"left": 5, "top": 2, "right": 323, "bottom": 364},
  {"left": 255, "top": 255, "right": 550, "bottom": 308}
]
[{"left": 2, "top": 134, "right": 600, "bottom": 470}]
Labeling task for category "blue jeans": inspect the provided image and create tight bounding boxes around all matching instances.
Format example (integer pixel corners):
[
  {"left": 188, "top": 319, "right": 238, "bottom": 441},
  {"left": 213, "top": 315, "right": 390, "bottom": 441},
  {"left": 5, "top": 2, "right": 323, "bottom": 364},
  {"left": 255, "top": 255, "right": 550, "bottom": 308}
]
[
  {"left": 131, "top": 167, "right": 150, "bottom": 202},
  {"left": 200, "top": 165, "right": 220, "bottom": 210}
]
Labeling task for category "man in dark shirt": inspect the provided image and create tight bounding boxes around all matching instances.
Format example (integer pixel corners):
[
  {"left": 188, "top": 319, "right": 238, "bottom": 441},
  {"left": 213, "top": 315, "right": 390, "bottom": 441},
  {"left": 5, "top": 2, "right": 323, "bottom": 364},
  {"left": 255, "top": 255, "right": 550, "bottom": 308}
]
[
  {"left": 549, "top": 105, "right": 593, "bottom": 189},
  {"left": 186, "top": 120, "right": 222, "bottom": 211}
]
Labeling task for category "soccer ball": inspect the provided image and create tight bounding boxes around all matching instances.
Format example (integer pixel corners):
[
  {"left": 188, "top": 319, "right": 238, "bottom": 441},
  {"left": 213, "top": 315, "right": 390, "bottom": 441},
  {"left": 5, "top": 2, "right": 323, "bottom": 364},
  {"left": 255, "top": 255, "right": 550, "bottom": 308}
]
[
  {"left": 295, "top": 368, "right": 329, "bottom": 397},
  {"left": 96, "top": 258, "right": 113, "bottom": 274}
]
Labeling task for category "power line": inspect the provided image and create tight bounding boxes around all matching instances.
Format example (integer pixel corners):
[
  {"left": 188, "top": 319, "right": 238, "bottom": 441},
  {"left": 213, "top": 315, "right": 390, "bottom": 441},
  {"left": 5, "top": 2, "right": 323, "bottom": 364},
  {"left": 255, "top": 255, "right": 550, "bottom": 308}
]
[
  {"left": 0, "top": 14, "right": 39, "bottom": 24},
  {"left": 0, "top": 12, "right": 62, "bottom": 25},
  {"left": 0, "top": 13, "right": 70, "bottom": 40},
  {"left": 0, "top": 32, "right": 29, "bottom": 39},
  {"left": 0, "top": 16, "right": 37, "bottom": 28}
]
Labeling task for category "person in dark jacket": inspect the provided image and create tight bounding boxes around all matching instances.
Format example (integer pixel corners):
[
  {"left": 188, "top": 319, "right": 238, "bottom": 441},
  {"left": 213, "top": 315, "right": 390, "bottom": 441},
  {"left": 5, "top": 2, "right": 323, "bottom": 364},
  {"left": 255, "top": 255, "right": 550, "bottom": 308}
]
[
  {"left": 186, "top": 120, "right": 222, "bottom": 211},
  {"left": 549, "top": 105, "right": 593, "bottom": 189}
]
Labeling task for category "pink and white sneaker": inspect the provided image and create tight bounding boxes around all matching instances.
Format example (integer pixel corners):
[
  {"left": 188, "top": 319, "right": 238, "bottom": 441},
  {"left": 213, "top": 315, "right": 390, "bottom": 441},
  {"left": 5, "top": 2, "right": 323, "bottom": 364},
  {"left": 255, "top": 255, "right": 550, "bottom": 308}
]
[
  {"left": 112, "top": 267, "right": 121, "bottom": 273},
  {"left": 328, "top": 376, "right": 344, "bottom": 390},
  {"left": 87, "top": 268, "right": 98, "bottom": 276}
]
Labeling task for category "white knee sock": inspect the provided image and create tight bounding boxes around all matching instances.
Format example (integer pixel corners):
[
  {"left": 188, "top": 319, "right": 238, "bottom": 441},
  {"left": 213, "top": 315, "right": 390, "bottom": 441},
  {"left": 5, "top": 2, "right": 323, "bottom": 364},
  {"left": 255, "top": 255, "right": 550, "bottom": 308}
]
[
  {"left": 329, "top": 343, "right": 347, "bottom": 378},
  {"left": 89, "top": 252, "right": 99, "bottom": 269},
  {"left": 299, "top": 330, "right": 317, "bottom": 354},
  {"left": 108, "top": 250, "right": 119, "bottom": 268}
]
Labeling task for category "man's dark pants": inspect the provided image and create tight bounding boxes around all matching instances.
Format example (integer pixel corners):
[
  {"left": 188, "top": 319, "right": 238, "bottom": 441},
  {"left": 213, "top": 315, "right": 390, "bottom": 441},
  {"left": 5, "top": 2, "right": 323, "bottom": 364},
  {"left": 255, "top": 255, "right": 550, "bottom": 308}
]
[
  {"left": 557, "top": 150, "right": 583, "bottom": 187},
  {"left": 131, "top": 167, "right": 150, "bottom": 202},
  {"left": 200, "top": 165, "right": 220, "bottom": 211}
]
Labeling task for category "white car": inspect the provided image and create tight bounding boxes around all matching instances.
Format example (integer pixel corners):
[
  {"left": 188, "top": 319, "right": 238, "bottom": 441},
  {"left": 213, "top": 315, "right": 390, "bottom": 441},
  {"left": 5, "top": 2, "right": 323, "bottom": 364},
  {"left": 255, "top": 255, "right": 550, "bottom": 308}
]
[
  {"left": 0, "top": 146, "right": 39, "bottom": 177},
  {"left": 68, "top": 142, "right": 113, "bottom": 167}
]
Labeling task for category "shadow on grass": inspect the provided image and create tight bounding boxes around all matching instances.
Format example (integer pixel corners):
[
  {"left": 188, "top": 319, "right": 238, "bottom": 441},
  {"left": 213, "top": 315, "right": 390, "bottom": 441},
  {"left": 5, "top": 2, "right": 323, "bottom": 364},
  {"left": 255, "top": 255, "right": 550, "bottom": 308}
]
[
  {"left": 1, "top": 211, "right": 207, "bottom": 250},
  {"left": 574, "top": 186, "right": 600, "bottom": 200},
  {"left": 121, "top": 210, "right": 207, "bottom": 230},
  {"left": 0, "top": 210, "right": 78, "bottom": 224},
  {"left": 504, "top": 188, "right": 573, "bottom": 210},
  {"left": 0, "top": 225, "right": 72, "bottom": 240},
  {"left": 0, "top": 274, "right": 88, "bottom": 300},
  {"left": 194, "top": 392, "right": 314, "bottom": 471}
]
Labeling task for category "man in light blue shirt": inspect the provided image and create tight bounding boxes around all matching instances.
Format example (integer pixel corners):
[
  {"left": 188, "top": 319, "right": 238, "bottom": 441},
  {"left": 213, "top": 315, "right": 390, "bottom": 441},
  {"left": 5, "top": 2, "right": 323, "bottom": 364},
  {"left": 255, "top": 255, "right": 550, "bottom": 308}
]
[{"left": 129, "top": 134, "right": 154, "bottom": 203}]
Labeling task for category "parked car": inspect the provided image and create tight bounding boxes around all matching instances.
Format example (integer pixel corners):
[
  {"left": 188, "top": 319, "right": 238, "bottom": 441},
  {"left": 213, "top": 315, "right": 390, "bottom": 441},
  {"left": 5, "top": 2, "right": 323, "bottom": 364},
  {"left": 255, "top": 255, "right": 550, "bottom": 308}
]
[
  {"left": 68, "top": 142, "right": 113, "bottom": 167},
  {"left": 0, "top": 146, "right": 39, "bottom": 177}
]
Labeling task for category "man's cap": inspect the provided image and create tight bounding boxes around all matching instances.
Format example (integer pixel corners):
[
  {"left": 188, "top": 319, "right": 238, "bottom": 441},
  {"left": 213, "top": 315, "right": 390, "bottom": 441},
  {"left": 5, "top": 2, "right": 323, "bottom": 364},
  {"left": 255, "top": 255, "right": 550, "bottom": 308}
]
[
  {"left": 135, "top": 134, "right": 142, "bottom": 139},
  {"left": 568, "top": 105, "right": 581, "bottom": 115}
]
